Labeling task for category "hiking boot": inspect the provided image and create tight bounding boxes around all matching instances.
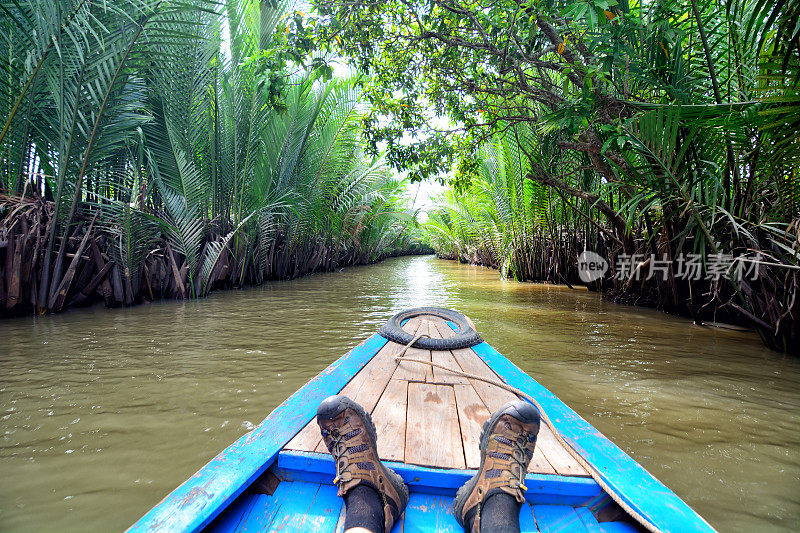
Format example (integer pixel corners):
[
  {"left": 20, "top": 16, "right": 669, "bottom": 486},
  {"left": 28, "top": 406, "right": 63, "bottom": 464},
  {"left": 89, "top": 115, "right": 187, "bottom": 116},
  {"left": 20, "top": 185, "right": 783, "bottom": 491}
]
[
  {"left": 317, "top": 395, "right": 409, "bottom": 532},
  {"left": 452, "top": 400, "right": 541, "bottom": 532}
]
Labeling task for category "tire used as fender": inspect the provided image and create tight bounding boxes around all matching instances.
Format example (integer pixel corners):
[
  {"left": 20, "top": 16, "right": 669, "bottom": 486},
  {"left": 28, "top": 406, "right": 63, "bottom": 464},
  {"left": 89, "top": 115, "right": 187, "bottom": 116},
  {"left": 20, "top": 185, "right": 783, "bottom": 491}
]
[{"left": 378, "top": 307, "right": 483, "bottom": 350}]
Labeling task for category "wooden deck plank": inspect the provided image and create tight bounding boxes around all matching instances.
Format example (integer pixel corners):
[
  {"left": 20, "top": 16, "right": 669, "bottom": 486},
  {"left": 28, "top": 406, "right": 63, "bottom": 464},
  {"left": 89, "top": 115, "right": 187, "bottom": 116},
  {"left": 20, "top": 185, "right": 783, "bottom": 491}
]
[
  {"left": 529, "top": 441, "right": 558, "bottom": 475},
  {"left": 430, "top": 348, "right": 470, "bottom": 385},
  {"left": 402, "top": 493, "right": 460, "bottom": 532},
  {"left": 205, "top": 494, "right": 256, "bottom": 533},
  {"left": 333, "top": 504, "right": 347, "bottom": 533},
  {"left": 311, "top": 320, "right": 423, "bottom": 455},
  {"left": 427, "top": 318, "right": 471, "bottom": 384},
  {"left": 235, "top": 482, "right": 294, "bottom": 533},
  {"left": 284, "top": 420, "right": 322, "bottom": 453},
  {"left": 573, "top": 506, "right": 606, "bottom": 532},
  {"left": 452, "top": 384, "right": 489, "bottom": 469},
  {"left": 428, "top": 316, "right": 455, "bottom": 338},
  {"left": 286, "top": 319, "right": 422, "bottom": 454},
  {"left": 262, "top": 481, "right": 320, "bottom": 532},
  {"left": 393, "top": 320, "right": 433, "bottom": 382},
  {"left": 429, "top": 320, "right": 517, "bottom": 408},
  {"left": 405, "top": 383, "right": 465, "bottom": 469},
  {"left": 434, "top": 319, "right": 587, "bottom": 476},
  {"left": 532, "top": 504, "right": 589, "bottom": 532},
  {"left": 402, "top": 316, "right": 424, "bottom": 333},
  {"left": 450, "top": 347, "right": 519, "bottom": 411},
  {"left": 296, "top": 483, "right": 344, "bottom": 532},
  {"left": 346, "top": 316, "right": 418, "bottom": 409},
  {"left": 371, "top": 378, "right": 410, "bottom": 462},
  {"left": 429, "top": 320, "right": 584, "bottom": 477},
  {"left": 450, "top": 382, "right": 554, "bottom": 474},
  {"left": 416, "top": 317, "right": 463, "bottom": 385},
  {"left": 285, "top": 313, "right": 584, "bottom": 479},
  {"left": 426, "top": 318, "right": 444, "bottom": 339},
  {"left": 429, "top": 317, "right": 497, "bottom": 470},
  {"left": 537, "top": 423, "right": 589, "bottom": 477},
  {"left": 519, "top": 501, "right": 541, "bottom": 532}
]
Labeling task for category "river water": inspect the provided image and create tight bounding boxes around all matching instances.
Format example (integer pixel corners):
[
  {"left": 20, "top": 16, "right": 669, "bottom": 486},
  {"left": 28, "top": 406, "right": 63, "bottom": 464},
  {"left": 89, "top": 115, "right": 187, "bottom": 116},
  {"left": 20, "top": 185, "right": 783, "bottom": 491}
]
[{"left": 1, "top": 255, "right": 798, "bottom": 532}]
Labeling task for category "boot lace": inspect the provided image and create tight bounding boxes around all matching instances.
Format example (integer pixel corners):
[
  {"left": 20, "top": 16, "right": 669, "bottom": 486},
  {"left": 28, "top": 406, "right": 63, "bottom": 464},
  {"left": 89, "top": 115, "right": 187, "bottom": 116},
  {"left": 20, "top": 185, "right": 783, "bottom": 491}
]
[
  {"left": 508, "top": 432, "right": 532, "bottom": 494},
  {"left": 327, "top": 429, "right": 353, "bottom": 485}
]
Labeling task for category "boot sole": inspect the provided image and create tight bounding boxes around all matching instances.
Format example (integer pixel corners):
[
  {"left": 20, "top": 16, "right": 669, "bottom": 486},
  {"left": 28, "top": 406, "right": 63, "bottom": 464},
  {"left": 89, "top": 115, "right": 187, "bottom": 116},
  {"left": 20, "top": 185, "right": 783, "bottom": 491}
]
[
  {"left": 451, "top": 400, "right": 541, "bottom": 527},
  {"left": 316, "top": 395, "right": 410, "bottom": 510}
]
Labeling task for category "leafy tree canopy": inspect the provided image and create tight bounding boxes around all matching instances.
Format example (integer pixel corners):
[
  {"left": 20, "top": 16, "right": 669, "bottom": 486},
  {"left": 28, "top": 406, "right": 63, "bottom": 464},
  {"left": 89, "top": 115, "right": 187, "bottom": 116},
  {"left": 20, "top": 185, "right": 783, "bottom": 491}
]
[{"left": 309, "top": 0, "right": 798, "bottom": 186}]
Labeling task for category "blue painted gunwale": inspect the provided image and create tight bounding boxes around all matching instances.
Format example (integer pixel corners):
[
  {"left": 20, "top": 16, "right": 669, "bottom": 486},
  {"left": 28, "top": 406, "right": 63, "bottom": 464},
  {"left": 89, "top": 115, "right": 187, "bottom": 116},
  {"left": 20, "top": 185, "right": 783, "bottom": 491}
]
[
  {"left": 131, "top": 323, "right": 716, "bottom": 533},
  {"left": 274, "top": 450, "right": 601, "bottom": 505},
  {"left": 207, "top": 479, "right": 639, "bottom": 533},
  {"left": 127, "top": 333, "right": 389, "bottom": 533},
  {"left": 470, "top": 340, "right": 717, "bottom": 533}
]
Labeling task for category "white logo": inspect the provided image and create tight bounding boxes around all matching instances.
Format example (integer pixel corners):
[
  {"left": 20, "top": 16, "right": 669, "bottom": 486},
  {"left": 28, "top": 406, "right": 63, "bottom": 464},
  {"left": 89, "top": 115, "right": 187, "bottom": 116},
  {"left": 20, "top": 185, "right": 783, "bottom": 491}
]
[{"left": 577, "top": 251, "right": 608, "bottom": 283}]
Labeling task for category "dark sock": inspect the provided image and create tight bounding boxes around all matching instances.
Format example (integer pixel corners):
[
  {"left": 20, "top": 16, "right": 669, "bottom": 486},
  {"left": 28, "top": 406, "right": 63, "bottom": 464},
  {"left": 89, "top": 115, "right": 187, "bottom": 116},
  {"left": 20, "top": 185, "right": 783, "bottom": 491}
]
[
  {"left": 464, "top": 492, "right": 521, "bottom": 533},
  {"left": 343, "top": 484, "right": 384, "bottom": 533}
]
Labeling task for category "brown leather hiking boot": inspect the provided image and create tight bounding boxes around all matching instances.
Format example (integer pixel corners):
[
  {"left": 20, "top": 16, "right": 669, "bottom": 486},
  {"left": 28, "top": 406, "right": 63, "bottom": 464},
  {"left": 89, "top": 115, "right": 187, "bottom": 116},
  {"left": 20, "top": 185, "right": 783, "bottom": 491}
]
[
  {"left": 452, "top": 400, "right": 541, "bottom": 532},
  {"left": 316, "top": 395, "right": 409, "bottom": 532}
]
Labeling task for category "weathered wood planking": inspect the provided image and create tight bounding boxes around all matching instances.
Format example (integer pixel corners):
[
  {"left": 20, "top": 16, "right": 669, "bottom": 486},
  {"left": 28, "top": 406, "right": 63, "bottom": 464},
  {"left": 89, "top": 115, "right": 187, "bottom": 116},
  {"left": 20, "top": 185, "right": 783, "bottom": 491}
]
[
  {"left": 309, "top": 325, "right": 420, "bottom": 456},
  {"left": 285, "top": 318, "right": 422, "bottom": 453},
  {"left": 536, "top": 424, "right": 588, "bottom": 477},
  {"left": 430, "top": 317, "right": 496, "bottom": 470},
  {"left": 429, "top": 317, "right": 519, "bottom": 411},
  {"left": 452, "top": 384, "right": 490, "bottom": 469},
  {"left": 284, "top": 314, "right": 587, "bottom": 478},
  {"left": 428, "top": 318, "right": 471, "bottom": 386},
  {"left": 371, "top": 378, "right": 409, "bottom": 462},
  {"left": 140, "top": 311, "right": 714, "bottom": 533},
  {"left": 429, "top": 319, "right": 587, "bottom": 477},
  {"left": 393, "top": 319, "right": 433, "bottom": 381},
  {"left": 530, "top": 441, "right": 559, "bottom": 476},
  {"left": 405, "top": 382, "right": 466, "bottom": 469},
  {"left": 449, "top": 346, "right": 518, "bottom": 410}
]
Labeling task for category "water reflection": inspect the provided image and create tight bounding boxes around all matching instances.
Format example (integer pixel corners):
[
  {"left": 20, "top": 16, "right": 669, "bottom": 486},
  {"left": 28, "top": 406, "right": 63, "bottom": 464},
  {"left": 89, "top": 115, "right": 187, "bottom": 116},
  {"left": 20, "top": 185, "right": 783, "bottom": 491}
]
[{"left": 0, "top": 256, "right": 798, "bottom": 532}]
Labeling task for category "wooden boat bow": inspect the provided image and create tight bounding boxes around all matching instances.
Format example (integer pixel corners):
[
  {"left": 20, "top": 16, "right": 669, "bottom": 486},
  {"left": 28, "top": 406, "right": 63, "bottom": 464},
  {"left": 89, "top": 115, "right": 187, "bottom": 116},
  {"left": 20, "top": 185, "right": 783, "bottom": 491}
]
[{"left": 128, "top": 308, "right": 716, "bottom": 533}]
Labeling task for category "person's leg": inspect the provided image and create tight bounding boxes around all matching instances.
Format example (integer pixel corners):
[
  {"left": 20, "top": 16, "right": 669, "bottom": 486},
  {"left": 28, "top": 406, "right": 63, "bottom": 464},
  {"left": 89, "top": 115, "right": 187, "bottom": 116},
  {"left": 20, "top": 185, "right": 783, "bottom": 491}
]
[
  {"left": 343, "top": 485, "right": 385, "bottom": 533},
  {"left": 452, "top": 400, "right": 541, "bottom": 533},
  {"left": 317, "top": 395, "right": 409, "bottom": 533},
  {"left": 464, "top": 491, "right": 522, "bottom": 533}
]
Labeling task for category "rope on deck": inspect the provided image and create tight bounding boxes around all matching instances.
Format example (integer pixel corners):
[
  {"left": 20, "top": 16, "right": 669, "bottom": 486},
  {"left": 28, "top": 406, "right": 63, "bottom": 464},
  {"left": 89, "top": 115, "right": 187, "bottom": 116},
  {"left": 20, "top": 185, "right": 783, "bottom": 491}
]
[{"left": 394, "top": 332, "right": 665, "bottom": 533}]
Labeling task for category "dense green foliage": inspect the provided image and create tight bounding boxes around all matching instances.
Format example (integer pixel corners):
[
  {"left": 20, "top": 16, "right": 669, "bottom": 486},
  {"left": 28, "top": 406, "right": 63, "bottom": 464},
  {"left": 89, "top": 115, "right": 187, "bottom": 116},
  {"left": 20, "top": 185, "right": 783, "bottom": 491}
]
[
  {"left": 423, "top": 124, "right": 584, "bottom": 284},
  {"left": 1, "top": 0, "right": 798, "bottom": 351},
  {"left": 316, "top": 0, "right": 799, "bottom": 352},
  {"left": 0, "top": 0, "right": 419, "bottom": 312}
]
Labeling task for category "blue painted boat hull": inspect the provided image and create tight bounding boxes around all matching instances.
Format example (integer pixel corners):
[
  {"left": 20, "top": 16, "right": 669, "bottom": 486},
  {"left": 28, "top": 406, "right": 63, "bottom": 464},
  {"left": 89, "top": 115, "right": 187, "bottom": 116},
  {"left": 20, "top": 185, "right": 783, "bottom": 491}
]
[{"left": 128, "top": 329, "right": 716, "bottom": 533}]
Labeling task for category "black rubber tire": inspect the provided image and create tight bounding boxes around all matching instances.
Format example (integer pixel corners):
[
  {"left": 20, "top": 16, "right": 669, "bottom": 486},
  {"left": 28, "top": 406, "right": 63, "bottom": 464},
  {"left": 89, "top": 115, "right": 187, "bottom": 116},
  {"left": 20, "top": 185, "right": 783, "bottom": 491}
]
[{"left": 377, "top": 307, "right": 483, "bottom": 350}]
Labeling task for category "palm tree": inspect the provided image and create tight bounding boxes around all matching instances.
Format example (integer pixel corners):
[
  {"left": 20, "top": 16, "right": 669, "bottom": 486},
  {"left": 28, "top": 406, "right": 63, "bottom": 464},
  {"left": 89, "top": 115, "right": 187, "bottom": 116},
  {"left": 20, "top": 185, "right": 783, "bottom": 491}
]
[
  {"left": 422, "top": 0, "right": 799, "bottom": 352},
  {"left": 0, "top": 0, "right": 418, "bottom": 314}
]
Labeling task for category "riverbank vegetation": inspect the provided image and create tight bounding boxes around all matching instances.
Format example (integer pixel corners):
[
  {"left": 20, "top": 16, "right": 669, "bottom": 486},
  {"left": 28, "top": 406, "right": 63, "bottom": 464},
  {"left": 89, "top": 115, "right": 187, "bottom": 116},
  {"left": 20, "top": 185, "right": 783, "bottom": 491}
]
[
  {"left": 315, "top": 0, "right": 798, "bottom": 353},
  {"left": 1, "top": 0, "right": 798, "bottom": 353},
  {"left": 0, "top": 0, "right": 422, "bottom": 315}
]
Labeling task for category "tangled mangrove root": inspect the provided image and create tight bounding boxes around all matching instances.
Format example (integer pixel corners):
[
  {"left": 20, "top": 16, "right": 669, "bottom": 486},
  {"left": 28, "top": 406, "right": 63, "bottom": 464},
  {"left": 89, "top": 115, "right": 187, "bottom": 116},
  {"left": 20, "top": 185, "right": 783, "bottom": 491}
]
[{"left": 0, "top": 194, "right": 426, "bottom": 317}]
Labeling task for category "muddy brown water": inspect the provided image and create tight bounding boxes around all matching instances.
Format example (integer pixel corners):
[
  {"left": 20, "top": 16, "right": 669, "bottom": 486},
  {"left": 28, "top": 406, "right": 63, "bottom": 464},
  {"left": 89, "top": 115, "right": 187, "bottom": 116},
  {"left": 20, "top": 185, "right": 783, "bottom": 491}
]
[{"left": 1, "top": 255, "right": 798, "bottom": 532}]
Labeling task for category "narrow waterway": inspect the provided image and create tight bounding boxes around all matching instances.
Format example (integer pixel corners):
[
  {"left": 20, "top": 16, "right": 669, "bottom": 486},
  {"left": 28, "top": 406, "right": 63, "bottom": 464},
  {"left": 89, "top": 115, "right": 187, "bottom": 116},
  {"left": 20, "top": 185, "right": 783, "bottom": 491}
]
[{"left": 1, "top": 255, "right": 798, "bottom": 532}]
